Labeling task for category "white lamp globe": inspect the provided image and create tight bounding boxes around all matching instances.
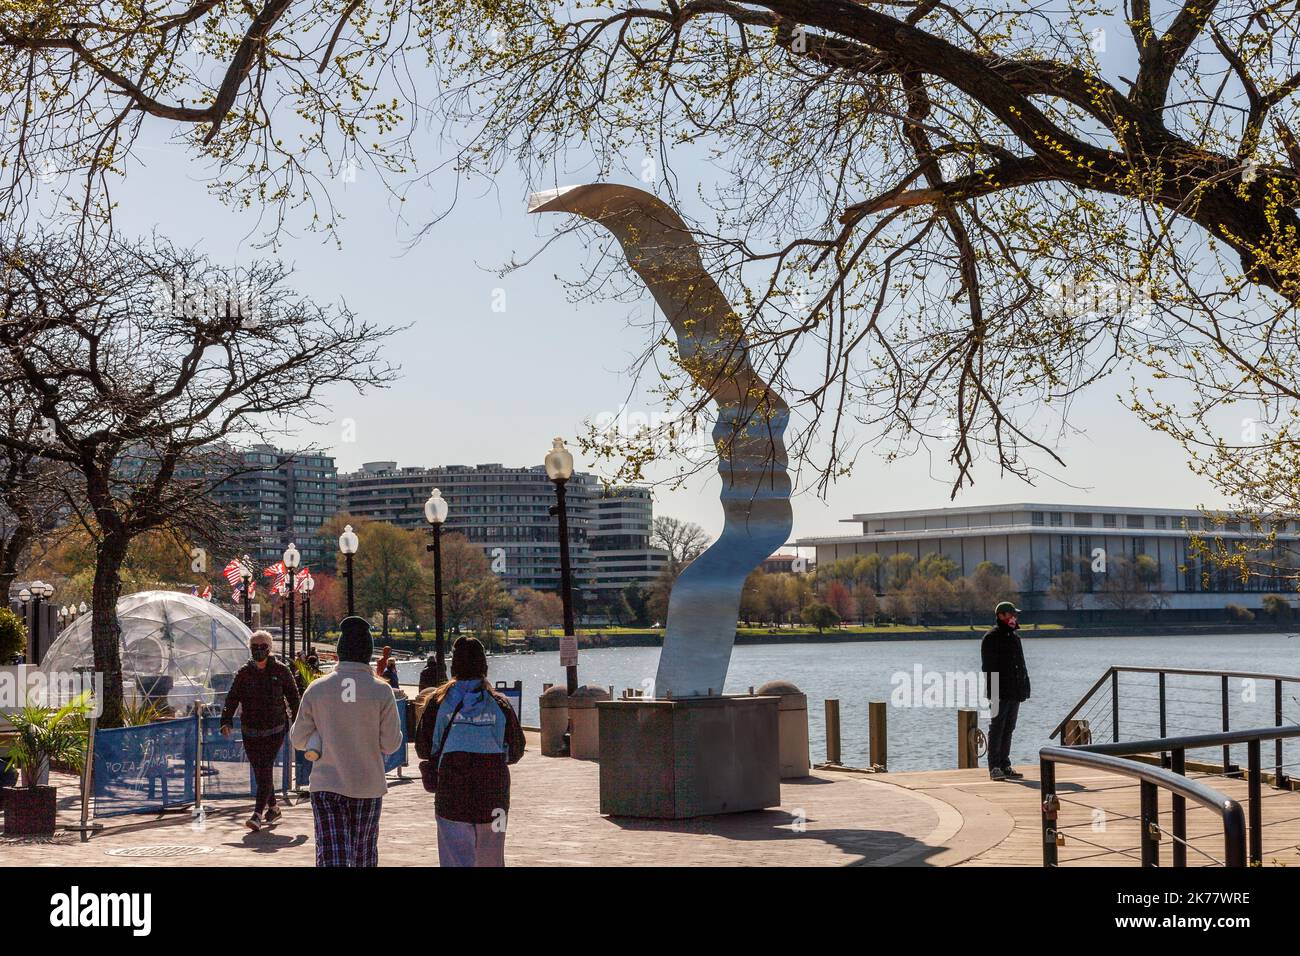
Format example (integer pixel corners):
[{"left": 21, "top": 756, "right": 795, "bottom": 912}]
[
  {"left": 339, "top": 525, "right": 359, "bottom": 555},
  {"left": 544, "top": 437, "right": 574, "bottom": 481},
  {"left": 283, "top": 542, "right": 301, "bottom": 570},
  {"left": 424, "top": 488, "right": 449, "bottom": 525}
]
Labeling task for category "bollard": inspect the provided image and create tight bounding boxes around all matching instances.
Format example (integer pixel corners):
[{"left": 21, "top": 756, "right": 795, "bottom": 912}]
[
  {"left": 868, "top": 700, "right": 888, "bottom": 771},
  {"left": 757, "top": 681, "right": 810, "bottom": 778},
  {"left": 957, "top": 708, "right": 979, "bottom": 768},
  {"left": 824, "top": 698, "right": 841, "bottom": 765}
]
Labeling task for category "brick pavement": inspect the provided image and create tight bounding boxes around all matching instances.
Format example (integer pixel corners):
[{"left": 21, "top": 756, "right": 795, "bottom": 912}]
[{"left": 0, "top": 733, "right": 954, "bottom": 867}]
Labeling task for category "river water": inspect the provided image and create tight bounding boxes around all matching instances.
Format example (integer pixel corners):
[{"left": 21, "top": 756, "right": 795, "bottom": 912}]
[{"left": 397, "top": 632, "right": 1300, "bottom": 772}]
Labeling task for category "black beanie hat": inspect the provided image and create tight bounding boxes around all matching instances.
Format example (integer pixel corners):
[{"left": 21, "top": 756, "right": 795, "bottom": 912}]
[
  {"left": 337, "top": 616, "right": 373, "bottom": 664},
  {"left": 451, "top": 636, "right": 488, "bottom": 681}
]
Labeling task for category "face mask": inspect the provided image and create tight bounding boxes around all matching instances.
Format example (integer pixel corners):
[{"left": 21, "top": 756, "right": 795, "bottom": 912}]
[{"left": 251, "top": 646, "right": 270, "bottom": 661}]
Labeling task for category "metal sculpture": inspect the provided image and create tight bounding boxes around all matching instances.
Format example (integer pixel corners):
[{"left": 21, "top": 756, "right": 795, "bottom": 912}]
[{"left": 529, "top": 184, "right": 793, "bottom": 698}]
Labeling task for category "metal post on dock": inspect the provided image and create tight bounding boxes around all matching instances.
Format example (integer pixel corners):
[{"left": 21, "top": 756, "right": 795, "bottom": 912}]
[
  {"left": 1248, "top": 739, "right": 1262, "bottom": 864},
  {"left": 957, "top": 708, "right": 979, "bottom": 769},
  {"left": 1222, "top": 675, "right": 1232, "bottom": 774},
  {"left": 1040, "top": 758, "right": 1058, "bottom": 866},
  {"left": 1171, "top": 748, "right": 1187, "bottom": 867},
  {"left": 1139, "top": 780, "right": 1160, "bottom": 866},
  {"left": 1276, "top": 680, "right": 1285, "bottom": 788},
  {"left": 824, "top": 698, "right": 841, "bottom": 765},
  {"left": 868, "top": 700, "right": 887, "bottom": 771}
]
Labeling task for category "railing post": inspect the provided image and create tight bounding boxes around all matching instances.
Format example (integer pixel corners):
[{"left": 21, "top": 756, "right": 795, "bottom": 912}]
[
  {"left": 1040, "top": 757, "right": 1058, "bottom": 866},
  {"left": 1223, "top": 801, "right": 1247, "bottom": 867},
  {"left": 1139, "top": 780, "right": 1160, "bottom": 866},
  {"left": 824, "top": 698, "right": 841, "bottom": 765},
  {"left": 1221, "top": 675, "right": 1232, "bottom": 774},
  {"left": 1275, "top": 680, "right": 1285, "bottom": 788},
  {"left": 868, "top": 700, "right": 887, "bottom": 771},
  {"left": 1171, "top": 748, "right": 1187, "bottom": 867},
  {"left": 1111, "top": 669, "right": 1120, "bottom": 743},
  {"left": 1248, "top": 739, "right": 1262, "bottom": 865},
  {"left": 1158, "top": 671, "right": 1168, "bottom": 766}
]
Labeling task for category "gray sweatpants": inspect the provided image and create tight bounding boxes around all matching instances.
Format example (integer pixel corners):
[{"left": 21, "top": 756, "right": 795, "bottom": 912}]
[{"left": 436, "top": 814, "right": 506, "bottom": 867}]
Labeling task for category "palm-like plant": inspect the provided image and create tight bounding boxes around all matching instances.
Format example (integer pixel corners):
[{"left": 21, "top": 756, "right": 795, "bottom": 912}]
[
  {"left": 3, "top": 691, "right": 91, "bottom": 787},
  {"left": 292, "top": 659, "right": 323, "bottom": 689}
]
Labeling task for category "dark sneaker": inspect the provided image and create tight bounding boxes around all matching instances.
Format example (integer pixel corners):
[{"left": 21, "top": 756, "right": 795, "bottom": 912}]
[
  {"left": 1002, "top": 767, "right": 1025, "bottom": 780},
  {"left": 264, "top": 806, "right": 282, "bottom": 824},
  {"left": 246, "top": 813, "right": 263, "bottom": 831},
  {"left": 989, "top": 767, "right": 1007, "bottom": 781}
]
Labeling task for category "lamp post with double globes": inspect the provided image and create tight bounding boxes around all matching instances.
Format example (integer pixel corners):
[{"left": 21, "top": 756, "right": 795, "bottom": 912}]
[
  {"left": 301, "top": 572, "right": 315, "bottom": 656},
  {"left": 283, "top": 543, "right": 301, "bottom": 660},
  {"left": 339, "top": 524, "right": 359, "bottom": 616},
  {"left": 25, "top": 580, "right": 53, "bottom": 664},
  {"left": 239, "top": 554, "right": 254, "bottom": 626},
  {"left": 423, "top": 488, "right": 450, "bottom": 686},
  {"left": 544, "top": 438, "right": 578, "bottom": 694}
]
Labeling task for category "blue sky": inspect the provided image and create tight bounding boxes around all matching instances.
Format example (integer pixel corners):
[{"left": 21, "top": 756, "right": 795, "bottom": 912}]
[{"left": 92, "top": 7, "right": 1238, "bottom": 547}]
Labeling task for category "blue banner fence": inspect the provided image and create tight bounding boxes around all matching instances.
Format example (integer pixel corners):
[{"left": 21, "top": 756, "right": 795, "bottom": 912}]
[{"left": 92, "top": 700, "right": 409, "bottom": 818}]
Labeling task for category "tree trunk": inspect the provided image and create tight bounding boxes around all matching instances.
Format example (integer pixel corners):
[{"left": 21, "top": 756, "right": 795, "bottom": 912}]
[{"left": 92, "top": 536, "right": 128, "bottom": 728}]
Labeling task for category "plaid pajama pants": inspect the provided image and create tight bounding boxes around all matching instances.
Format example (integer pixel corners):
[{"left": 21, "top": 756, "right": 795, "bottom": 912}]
[{"left": 310, "top": 792, "right": 384, "bottom": 867}]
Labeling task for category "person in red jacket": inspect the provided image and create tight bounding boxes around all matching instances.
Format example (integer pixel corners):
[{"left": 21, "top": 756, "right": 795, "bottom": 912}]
[{"left": 220, "top": 630, "right": 300, "bottom": 830}]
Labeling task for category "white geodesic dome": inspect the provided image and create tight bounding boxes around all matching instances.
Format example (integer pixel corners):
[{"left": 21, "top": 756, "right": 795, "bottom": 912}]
[{"left": 39, "top": 590, "right": 253, "bottom": 709}]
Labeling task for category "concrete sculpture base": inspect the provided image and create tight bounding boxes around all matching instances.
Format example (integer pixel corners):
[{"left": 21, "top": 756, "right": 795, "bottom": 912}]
[{"left": 596, "top": 695, "right": 780, "bottom": 819}]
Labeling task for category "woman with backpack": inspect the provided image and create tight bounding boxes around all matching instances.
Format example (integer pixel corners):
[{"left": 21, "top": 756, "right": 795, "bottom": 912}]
[{"left": 415, "top": 636, "right": 525, "bottom": 867}]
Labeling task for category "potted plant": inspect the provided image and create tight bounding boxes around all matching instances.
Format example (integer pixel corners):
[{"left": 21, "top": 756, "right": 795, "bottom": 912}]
[{"left": 2, "top": 692, "right": 90, "bottom": 835}]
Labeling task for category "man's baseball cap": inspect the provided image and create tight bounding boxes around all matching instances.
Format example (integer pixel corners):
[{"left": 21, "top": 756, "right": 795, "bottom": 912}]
[{"left": 994, "top": 601, "right": 1021, "bottom": 616}]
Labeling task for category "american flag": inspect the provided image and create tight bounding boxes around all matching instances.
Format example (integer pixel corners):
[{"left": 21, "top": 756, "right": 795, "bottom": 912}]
[
  {"left": 294, "top": 567, "right": 311, "bottom": 592},
  {"left": 222, "top": 559, "right": 246, "bottom": 587},
  {"left": 263, "top": 561, "right": 287, "bottom": 593},
  {"left": 233, "top": 580, "right": 257, "bottom": 601},
  {"left": 200, "top": 585, "right": 212, "bottom": 601}
]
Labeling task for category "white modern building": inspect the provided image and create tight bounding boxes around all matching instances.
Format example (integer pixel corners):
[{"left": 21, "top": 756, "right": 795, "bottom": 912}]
[{"left": 796, "top": 503, "right": 1300, "bottom": 611}]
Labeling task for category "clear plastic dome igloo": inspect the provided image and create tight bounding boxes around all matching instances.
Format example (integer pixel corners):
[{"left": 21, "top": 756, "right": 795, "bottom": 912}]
[{"left": 39, "top": 590, "right": 253, "bottom": 711}]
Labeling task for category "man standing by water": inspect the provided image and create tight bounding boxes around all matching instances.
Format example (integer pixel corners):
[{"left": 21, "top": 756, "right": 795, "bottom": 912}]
[{"left": 981, "top": 601, "right": 1030, "bottom": 781}]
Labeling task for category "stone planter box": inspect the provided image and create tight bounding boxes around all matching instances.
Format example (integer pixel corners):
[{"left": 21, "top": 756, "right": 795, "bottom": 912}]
[{"left": 2, "top": 785, "right": 57, "bottom": 835}]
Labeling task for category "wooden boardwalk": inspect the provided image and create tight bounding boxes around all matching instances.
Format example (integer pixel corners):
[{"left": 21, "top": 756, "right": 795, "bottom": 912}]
[{"left": 868, "top": 763, "right": 1300, "bottom": 866}]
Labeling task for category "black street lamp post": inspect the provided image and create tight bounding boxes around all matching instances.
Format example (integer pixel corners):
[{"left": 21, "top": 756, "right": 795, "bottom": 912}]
[
  {"left": 301, "top": 573, "right": 314, "bottom": 655},
  {"left": 240, "top": 555, "right": 253, "bottom": 626},
  {"left": 339, "top": 524, "right": 359, "bottom": 616},
  {"left": 423, "top": 488, "right": 450, "bottom": 685},
  {"left": 545, "top": 438, "right": 578, "bottom": 695},
  {"left": 283, "top": 543, "right": 300, "bottom": 660}
]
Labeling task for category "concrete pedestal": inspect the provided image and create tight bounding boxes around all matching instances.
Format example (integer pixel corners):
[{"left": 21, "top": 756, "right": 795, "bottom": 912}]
[
  {"left": 756, "top": 680, "right": 810, "bottom": 779},
  {"left": 596, "top": 695, "right": 780, "bottom": 818},
  {"left": 568, "top": 685, "right": 610, "bottom": 760},
  {"left": 538, "top": 685, "right": 570, "bottom": 757}
]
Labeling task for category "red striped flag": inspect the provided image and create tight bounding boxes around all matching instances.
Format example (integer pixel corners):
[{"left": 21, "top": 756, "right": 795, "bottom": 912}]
[
  {"left": 263, "top": 561, "right": 287, "bottom": 592},
  {"left": 294, "top": 567, "right": 311, "bottom": 592},
  {"left": 222, "top": 559, "right": 245, "bottom": 587}
]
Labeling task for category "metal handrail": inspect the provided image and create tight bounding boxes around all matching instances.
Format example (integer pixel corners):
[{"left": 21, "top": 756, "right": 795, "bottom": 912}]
[
  {"left": 1041, "top": 723, "right": 1300, "bottom": 866},
  {"left": 1049, "top": 665, "right": 1300, "bottom": 741},
  {"left": 1040, "top": 745, "right": 1247, "bottom": 867},
  {"left": 1077, "top": 723, "right": 1300, "bottom": 757}
]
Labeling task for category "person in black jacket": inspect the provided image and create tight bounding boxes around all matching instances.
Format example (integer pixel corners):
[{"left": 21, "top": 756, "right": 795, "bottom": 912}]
[
  {"left": 981, "top": 601, "right": 1031, "bottom": 781},
  {"left": 220, "top": 630, "right": 300, "bottom": 830}
]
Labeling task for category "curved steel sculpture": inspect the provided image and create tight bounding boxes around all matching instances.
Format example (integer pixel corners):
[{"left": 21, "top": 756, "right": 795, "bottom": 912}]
[{"left": 529, "top": 184, "right": 793, "bottom": 698}]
